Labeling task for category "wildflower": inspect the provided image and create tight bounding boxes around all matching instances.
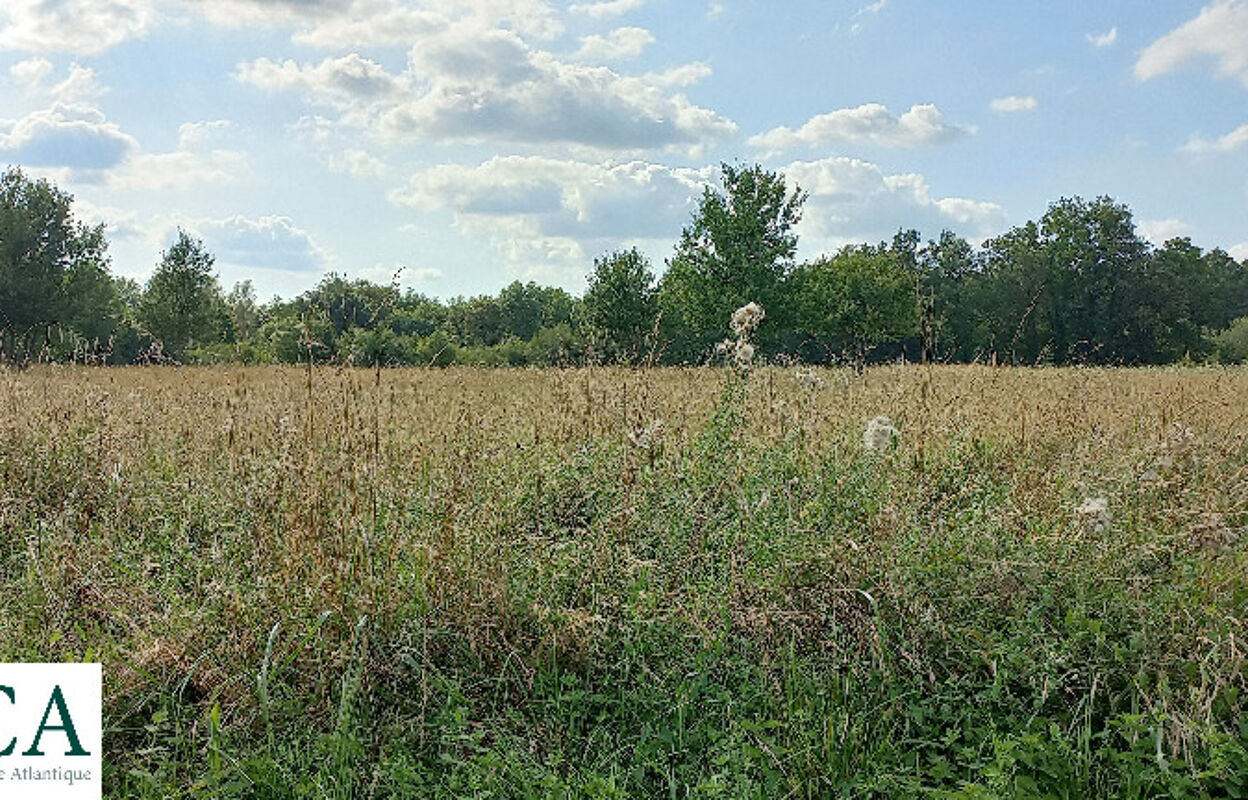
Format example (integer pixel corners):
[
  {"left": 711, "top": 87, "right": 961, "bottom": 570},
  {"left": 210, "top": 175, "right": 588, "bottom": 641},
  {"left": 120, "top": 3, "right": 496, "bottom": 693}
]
[
  {"left": 862, "top": 415, "right": 899, "bottom": 453},
  {"left": 721, "top": 301, "right": 765, "bottom": 370},
  {"left": 1073, "top": 496, "right": 1111, "bottom": 532},
  {"left": 794, "top": 367, "right": 824, "bottom": 390}
]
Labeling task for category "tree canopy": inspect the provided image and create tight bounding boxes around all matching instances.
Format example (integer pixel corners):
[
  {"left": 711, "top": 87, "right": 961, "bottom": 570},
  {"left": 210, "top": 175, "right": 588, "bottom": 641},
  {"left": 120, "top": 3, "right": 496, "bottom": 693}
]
[{"left": 5, "top": 164, "right": 1248, "bottom": 368}]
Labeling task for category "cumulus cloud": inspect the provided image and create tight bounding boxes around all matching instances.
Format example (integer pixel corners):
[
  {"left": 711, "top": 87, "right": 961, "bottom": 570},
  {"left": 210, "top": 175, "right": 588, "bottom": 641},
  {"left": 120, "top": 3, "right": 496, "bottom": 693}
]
[
  {"left": 390, "top": 156, "right": 711, "bottom": 279},
  {"left": 1087, "top": 27, "right": 1118, "bottom": 48},
  {"left": 1136, "top": 0, "right": 1248, "bottom": 86},
  {"left": 749, "top": 103, "right": 969, "bottom": 152},
  {"left": 0, "top": 0, "right": 154, "bottom": 55},
  {"left": 989, "top": 95, "right": 1038, "bottom": 113},
  {"left": 1230, "top": 242, "right": 1248, "bottom": 261},
  {"left": 1138, "top": 218, "right": 1193, "bottom": 244},
  {"left": 51, "top": 64, "right": 109, "bottom": 104},
  {"left": 1180, "top": 122, "right": 1248, "bottom": 153},
  {"left": 569, "top": 0, "right": 645, "bottom": 17},
  {"left": 9, "top": 61, "right": 107, "bottom": 104},
  {"left": 572, "top": 26, "right": 655, "bottom": 61},
  {"left": 240, "top": 25, "right": 734, "bottom": 152},
  {"left": 188, "top": 214, "right": 330, "bottom": 273},
  {"left": 236, "top": 53, "right": 402, "bottom": 108},
  {"left": 783, "top": 157, "right": 1007, "bottom": 247},
  {"left": 0, "top": 103, "right": 137, "bottom": 170}
]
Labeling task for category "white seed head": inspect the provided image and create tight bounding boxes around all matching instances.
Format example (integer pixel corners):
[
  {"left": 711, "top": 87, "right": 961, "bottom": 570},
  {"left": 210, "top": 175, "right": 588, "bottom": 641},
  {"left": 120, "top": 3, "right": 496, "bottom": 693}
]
[
  {"left": 794, "top": 367, "right": 824, "bottom": 390},
  {"left": 1073, "top": 496, "right": 1111, "bottom": 532},
  {"left": 730, "top": 302, "right": 765, "bottom": 338},
  {"left": 863, "top": 415, "right": 899, "bottom": 453}
]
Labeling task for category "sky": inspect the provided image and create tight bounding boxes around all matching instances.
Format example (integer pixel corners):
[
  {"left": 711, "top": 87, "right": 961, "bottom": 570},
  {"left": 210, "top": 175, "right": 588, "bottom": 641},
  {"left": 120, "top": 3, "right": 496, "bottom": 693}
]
[{"left": 2, "top": 0, "right": 1247, "bottom": 302}]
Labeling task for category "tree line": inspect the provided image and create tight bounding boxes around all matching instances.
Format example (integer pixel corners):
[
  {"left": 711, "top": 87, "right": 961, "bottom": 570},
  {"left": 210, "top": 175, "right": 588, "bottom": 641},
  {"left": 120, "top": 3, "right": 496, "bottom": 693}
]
[{"left": 3, "top": 163, "right": 1247, "bottom": 367}]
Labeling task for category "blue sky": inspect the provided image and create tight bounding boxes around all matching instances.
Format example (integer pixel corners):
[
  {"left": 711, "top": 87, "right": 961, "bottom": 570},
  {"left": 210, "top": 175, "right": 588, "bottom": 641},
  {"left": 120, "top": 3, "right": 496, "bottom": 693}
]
[{"left": 2, "top": 0, "right": 1246, "bottom": 301}]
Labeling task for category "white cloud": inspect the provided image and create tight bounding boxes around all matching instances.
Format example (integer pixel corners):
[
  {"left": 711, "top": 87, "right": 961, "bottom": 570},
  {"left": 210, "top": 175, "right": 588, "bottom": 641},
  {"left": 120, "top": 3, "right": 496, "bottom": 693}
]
[
  {"left": 1136, "top": 0, "right": 1248, "bottom": 87},
  {"left": 1229, "top": 242, "right": 1248, "bottom": 261},
  {"left": 1138, "top": 218, "right": 1193, "bottom": 244},
  {"left": 643, "top": 62, "right": 713, "bottom": 88},
  {"left": 390, "top": 156, "right": 712, "bottom": 280},
  {"left": 784, "top": 157, "right": 1007, "bottom": 247},
  {"left": 9, "top": 61, "right": 106, "bottom": 104},
  {"left": 850, "top": 0, "right": 889, "bottom": 33},
  {"left": 569, "top": 0, "right": 645, "bottom": 17},
  {"left": 9, "top": 57, "right": 52, "bottom": 91},
  {"left": 1087, "top": 27, "right": 1118, "bottom": 48},
  {"left": 109, "top": 149, "right": 251, "bottom": 191},
  {"left": 235, "top": 53, "right": 402, "bottom": 109},
  {"left": 51, "top": 64, "right": 108, "bottom": 104},
  {"left": 183, "top": 0, "right": 350, "bottom": 28},
  {"left": 72, "top": 198, "right": 145, "bottom": 241},
  {"left": 328, "top": 148, "right": 386, "bottom": 179},
  {"left": 1180, "top": 122, "right": 1248, "bottom": 153},
  {"left": 241, "top": 25, "right": 733, "bottom": 153},
  {"left": 0, "top": 103, "right": 137, "bottom": 170},
  {"left": 989, "top": 95, "right": 1038, "bottom": 113},
  {"left": 750, "top": 103, "right": 969, "bottom": 152},
  {"left": 177, "top": 120, "right": 234, "bottom": 149},
  {"left": 285, "top": 0, "right": 562, "bottom": 47},
  {"left": 189, "top": 214, "right": 330, "bottom": 273},
  {"left": 0, "top": 0, "right": 155, "bottom": 55},
  {"left": 288, "top": 0, "right": 441, "bottom": 47},
  {"left": 572, "top": 26, "right": 655, "bottom": 61}
]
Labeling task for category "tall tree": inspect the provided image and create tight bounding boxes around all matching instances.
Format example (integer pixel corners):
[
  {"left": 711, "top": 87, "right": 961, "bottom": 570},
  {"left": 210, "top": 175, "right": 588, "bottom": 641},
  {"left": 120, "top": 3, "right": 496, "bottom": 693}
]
[
  {"left": 227, "top": 280, "right": 260, "bottom": 342},
  {"left": 0, "top": 167, "right": 110, "bottom": 362},
  {"left": 790, "top": 244, "right": 919, "bottom": 364},
  {"left": 139, "top": 230, "right": 225, "bottom": 360},
  {"left": 660, "top": 162, "right": 807, "bottom": 357},
  {"left": 583, "top": 248, "right": 658, "bottom": 364}
]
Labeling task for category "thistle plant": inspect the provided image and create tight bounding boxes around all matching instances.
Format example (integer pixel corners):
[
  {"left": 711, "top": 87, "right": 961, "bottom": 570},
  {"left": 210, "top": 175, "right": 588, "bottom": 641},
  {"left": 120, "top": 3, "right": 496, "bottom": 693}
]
[{"left": 717, "top": 301, "right": 765, "bottom": 371}]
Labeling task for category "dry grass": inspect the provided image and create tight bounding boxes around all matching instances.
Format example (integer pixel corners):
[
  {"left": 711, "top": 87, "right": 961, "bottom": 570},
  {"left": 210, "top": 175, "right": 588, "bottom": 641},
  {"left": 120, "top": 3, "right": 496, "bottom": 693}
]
[{"left": 1, "top": 363, "right": 1245, "bottom": 796}]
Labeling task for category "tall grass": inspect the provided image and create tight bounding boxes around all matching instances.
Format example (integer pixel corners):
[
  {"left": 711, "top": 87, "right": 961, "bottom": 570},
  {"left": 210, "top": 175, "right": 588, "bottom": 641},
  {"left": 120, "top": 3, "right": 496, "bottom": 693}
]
[{"left": 0, "top": 364, "right": 1244, "bottom": 797}]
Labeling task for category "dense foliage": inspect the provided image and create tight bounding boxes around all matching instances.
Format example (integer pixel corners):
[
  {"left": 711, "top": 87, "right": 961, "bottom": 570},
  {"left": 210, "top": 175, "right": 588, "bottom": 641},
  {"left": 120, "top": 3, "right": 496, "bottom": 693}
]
[{"left": 3, "top": 164, "right": 1247, "bottom": 367}]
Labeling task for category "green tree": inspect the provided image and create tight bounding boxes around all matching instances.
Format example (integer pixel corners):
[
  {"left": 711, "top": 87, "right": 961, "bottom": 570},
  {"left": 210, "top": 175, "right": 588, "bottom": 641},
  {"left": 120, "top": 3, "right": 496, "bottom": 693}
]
[
  {"left": 790, "top": 244, "right": 919, "bottom": 364},
  {"left": 0, "top": 167, "right": 111, "bottom": 362},
  {"left": 583, "top": 248, "right": 658, "bottom": 364},
  {"left": 227, "top": 280, "right": 260, "bottom": 342},
  {"left": 975, "top": 197, "right": 1152, "bottom": 364},
  {"left": 917, "top": 230, "right": 981, "bottom": 361},
  {"left": 660, "top": 162, "right": 807, "bottom": 358},
  {"left": 139, "top": 230, "right": 226, "bottom": 360}
]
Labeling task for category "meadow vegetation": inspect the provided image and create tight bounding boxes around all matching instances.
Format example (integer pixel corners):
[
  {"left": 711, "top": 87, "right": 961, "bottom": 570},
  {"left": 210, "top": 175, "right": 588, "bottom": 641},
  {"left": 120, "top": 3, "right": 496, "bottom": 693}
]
[{"left": 0, "top": 363, "right": 1245, "bottom": 798}]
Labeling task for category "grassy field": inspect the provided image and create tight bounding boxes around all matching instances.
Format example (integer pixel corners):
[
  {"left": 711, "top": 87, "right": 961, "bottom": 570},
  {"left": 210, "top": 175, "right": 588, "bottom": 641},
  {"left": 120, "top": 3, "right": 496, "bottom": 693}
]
[{"left": 1, "top": 364, "right": 1245, "bottom": 798}]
